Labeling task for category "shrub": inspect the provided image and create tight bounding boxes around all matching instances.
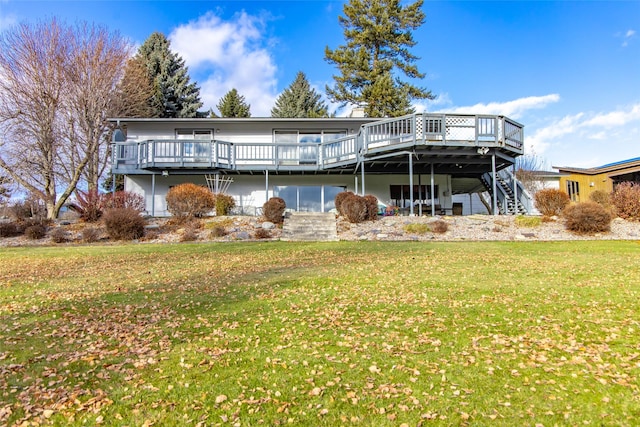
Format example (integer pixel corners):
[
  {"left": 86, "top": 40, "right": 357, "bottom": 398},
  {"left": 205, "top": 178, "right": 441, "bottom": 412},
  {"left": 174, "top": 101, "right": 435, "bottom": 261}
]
[
  {"left": 610, "top": 182, "right": 640, "bottom": 221},
  {"left": 24, "top": 223, "right": 47, "bottom": 240},
  {"left": 514, "top": 215, "right": 542, "bottom": 227},
  {"left": 254, "top": 228, "right": 271, "bottom": 239},
  {"left": 180, "top": 227, "right": 199, "bottom": 242},
  {"left": 263, "top": 197, "right": 286, "bottom": 224},
  {"left": 70, "top": 189, "right": 104, "bottom": 222},
  {"left": 82, "top": 227, "right": 101, "bottom": 243},
  {"left": 334, "top": 191, "right": 354, "bottom": 216},
  {"left": 50, "top": 227, "right": 69, "bottom": 243},
  {"left": 341, "top": 193, "right": 367, "bottom": 223},
  {"left": 0, "top": 221, "right": 21, "bottom": 237},
  {"left": 589, "top": 190, "right": 611, "bottom": 208},
  {"left": 209, "top": 226, "right": 228, "bottom": 238},
  {"left": 214, "top": 193, "right": 236, "bottom": 216},
  {"left": 534, "top": 188, "right": 570, "bottom": 217},
  {"left": 166, "top": 183, "right": 216, "bottom": 220},
  {"left": 563, "top": 202, "right": 612, "bottom": 234},
  {"left": 403, "top": 223, "right": 430, "bottom": 234},
  {"left": 103, "top": 208, "right": 146, "bottom": 240},
  {"left": 429, "top": 219, "right": 449, "bottom": 234},
  {"left": 363, "top": 195, "right": 379, "bottom": 221},
  {"left": 10, "top": 195, "right": 46, "bottom": 221},
  {"left": 102, "top": 191, "right": 145, "bottom": 212}
]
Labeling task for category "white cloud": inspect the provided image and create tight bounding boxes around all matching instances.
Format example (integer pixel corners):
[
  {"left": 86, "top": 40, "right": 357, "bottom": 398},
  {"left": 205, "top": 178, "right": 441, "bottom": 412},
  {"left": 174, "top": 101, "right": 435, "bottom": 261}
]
[
  {"left": 439, "top": 94, "right": 561, "bottom": 120},
  {"left": 169, "top": 11, "right": 278, "bottom": 116},
  {"left": 620, "top": 29, "right": 636, "bottom": 47},
  {"left": 527, "top": 103, "right": 640, "bottom": 166}
]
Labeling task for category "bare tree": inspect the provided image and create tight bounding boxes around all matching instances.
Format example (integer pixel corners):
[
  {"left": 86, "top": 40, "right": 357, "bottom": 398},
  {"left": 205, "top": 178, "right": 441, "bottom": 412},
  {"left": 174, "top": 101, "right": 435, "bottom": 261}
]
[
  {"left": 58, "top": 23, "right": 136, "bottom": 191},
  {"left": 0, "top": 19, "right": 135, "bottom": 218},
  {"left": 515, "top": 151, "right": 550, "bottom": 194},
  {"left": 0, "top": 20, "right": 70, "bottom": 219}
]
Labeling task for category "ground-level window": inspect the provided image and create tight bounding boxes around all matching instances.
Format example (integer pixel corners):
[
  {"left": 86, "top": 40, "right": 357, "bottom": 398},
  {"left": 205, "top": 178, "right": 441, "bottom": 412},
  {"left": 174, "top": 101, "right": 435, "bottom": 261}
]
[
  {"left": 566, "top": 180, "right": 580, "bottom": 202},
  {"left": 389, "top": 185, "right": 438, "bottom": 208},
  {"left": 274, "top": 185, "right": 346, "bottom": 212}
]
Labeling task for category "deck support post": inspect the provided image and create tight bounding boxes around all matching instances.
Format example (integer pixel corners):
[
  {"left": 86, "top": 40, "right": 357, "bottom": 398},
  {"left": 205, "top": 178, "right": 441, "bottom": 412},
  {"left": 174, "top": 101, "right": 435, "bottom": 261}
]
[
  {"left": 151, "top": 173, "right": 156, "bottom": 217},
  {"left": 418, "top": 175, "right": 422, "bottom": 216},
  {"left": 265, "top": 170, "right": 269, "bottom": 204},
  {"left": 430, "top": 163, "right": 435, "bottom": 216},
  {"left": 491, "top": 152, "right": 498, "bottom": 215},
  {"left": 361, "top": 161, "right": 365, "bottom": 196},
  {"left": 513, "top": 164, "right": 518, "bottom": 215},
  {"left": 409, "top": 153, "right": 414, "bottom": 215}
]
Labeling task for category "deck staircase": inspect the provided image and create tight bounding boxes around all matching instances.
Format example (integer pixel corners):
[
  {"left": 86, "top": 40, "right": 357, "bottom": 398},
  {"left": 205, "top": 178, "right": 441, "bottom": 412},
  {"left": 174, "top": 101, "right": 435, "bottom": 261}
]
[
  {"left": 281, "top": 212, "right": 338, "bottom": 242},
  {"left": 481, "top": 169, "right": 534, "bottom": 215}
]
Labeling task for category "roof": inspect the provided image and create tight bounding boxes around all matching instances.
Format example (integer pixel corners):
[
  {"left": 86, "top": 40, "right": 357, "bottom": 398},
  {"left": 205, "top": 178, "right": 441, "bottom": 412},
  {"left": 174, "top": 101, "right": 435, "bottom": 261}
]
[
  {"left": 109, "top": 117, "right": 378, "bottom": 125},
  {"left": 553, "top": 157, "right": 640, "bottom": 176}
]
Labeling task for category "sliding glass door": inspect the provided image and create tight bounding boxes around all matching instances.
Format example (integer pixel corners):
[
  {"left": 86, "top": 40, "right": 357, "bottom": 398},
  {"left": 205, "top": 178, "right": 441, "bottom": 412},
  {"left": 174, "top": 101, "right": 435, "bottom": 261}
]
[{"left": 274, "top": 185, "right": 346, "bottom": 212}]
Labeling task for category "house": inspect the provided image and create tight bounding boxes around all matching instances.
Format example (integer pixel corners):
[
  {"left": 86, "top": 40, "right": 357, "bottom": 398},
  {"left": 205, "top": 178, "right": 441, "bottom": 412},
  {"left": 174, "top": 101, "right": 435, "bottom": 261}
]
[
  {"left": 554, "top": 157, "right": 640, "bottom": 202},
  {"left": 110, "top": 113, "right": 532, "bottom": 217}
]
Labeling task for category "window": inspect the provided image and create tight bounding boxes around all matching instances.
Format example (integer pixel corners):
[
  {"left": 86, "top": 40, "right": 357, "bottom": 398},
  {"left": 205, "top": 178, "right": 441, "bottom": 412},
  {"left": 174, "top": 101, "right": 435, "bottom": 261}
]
[
  {"left": 175, "top": 129, "right": 213, "bottom": 160},
  {"left": 566, "top": 180, "right": 580, "bottom": 202},
  {"left": 274, "top": 130, "right": 347, "bottom": 164}
]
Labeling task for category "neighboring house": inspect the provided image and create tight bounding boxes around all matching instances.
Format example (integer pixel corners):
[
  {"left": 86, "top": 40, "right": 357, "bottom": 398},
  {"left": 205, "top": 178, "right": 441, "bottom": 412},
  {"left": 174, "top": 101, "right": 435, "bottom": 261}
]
[
  {"left": 110, "top": 113, "right": 532, "bottom": 216},
  {"left": 554, "top": 157, "right": 640, "bottom": 202}
]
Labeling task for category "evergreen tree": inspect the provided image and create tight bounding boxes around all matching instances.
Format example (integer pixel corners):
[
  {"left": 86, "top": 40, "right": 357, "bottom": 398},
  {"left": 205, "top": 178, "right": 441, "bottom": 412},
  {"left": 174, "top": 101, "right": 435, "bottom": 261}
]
[
  {"left": 324, "top": 0, "right": 434, "bottom": 117},
  {"left": 271, "top": 72, "right": 329, "bottom": 118},
  {"left": 135, "top": 32, "right": 202, "bottom": 118},
  {"left": 217, "top": 88, "right": 251, "bottom": 118}
]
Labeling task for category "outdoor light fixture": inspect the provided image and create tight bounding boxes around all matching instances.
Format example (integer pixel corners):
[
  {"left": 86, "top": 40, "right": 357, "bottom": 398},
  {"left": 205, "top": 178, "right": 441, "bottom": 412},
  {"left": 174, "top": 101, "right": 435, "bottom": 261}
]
[
  {"left": 477, "top": 147, "right": 490, "bottom": 155},
  {"left": 162, "top": 170, "right": 169, "bottom": 177}
]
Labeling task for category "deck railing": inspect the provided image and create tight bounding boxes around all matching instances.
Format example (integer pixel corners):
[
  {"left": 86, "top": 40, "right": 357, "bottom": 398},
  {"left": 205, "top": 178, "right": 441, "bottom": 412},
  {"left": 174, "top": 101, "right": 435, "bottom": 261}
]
[{"left": 112, "top": 113, "right": 524, "bottom": 172}]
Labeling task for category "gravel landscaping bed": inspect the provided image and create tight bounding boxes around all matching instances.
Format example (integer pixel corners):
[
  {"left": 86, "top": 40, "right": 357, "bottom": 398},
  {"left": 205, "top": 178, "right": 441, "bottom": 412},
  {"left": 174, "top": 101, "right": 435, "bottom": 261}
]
[{"left": 2, "top": 214, "right": 639, "bottom": 247}]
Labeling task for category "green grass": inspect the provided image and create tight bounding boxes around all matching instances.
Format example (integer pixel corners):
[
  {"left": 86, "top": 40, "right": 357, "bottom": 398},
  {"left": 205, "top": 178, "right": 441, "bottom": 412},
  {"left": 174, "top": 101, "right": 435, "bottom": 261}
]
[{"left": 1, "top": 241, "right": 640, "bottom": 426}]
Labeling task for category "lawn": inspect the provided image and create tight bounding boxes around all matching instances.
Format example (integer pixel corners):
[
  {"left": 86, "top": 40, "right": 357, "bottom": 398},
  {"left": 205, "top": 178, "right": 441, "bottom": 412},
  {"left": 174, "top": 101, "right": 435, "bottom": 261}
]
[{"left": 1, "top": 241, "right": 639, "bottom": 426}]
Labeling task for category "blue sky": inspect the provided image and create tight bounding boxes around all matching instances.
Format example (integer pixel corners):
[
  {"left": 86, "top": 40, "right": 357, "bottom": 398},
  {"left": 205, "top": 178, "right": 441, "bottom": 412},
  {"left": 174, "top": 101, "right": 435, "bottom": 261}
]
[{"left": 1, "top": 0, "right": 639, "bottom": 169}]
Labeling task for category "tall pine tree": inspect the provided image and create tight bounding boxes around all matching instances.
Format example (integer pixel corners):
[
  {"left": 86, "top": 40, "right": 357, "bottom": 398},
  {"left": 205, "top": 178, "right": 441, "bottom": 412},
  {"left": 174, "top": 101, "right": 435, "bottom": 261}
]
[
  {"left": 324, "top": 0, "right": 434, "bottom": 117},
  {"left": 271, "top": 72, "right": 329, "bottom": 118},
  {"left": 134, "top": 32, "right": 202, "bottom": 118},
  {"left": 217, "top": 89, "right": 251, "bottom": 118}
]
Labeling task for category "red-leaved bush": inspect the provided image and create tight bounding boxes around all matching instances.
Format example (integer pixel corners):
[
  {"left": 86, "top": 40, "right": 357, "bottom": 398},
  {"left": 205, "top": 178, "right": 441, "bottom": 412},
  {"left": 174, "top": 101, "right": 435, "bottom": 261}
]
[{"left": 610, "top": 182, "right": 640, "bottom": 221}]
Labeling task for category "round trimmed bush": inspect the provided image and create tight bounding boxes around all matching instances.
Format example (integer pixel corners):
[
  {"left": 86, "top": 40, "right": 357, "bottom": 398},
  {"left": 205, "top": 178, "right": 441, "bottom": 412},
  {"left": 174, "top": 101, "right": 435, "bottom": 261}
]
[
  {"left": 263, "top": 197, "right": 286, "bottom": 224},
  {"left": 342, "top": 193, "right": 367, "bottom": 223},
  {"left": 363, "top": 194, "right": 379, "bottom": 221},
  {"left": 334, "top": 191, "right": 354, "bottom": 216},
  {"left": 214, "top": 193, "right": 236, "bottom": 216},
  {"left": 166, "top": 183, "right": 216, "bottom": 220},
  {"left": 103, "top": 208, "right": 146, "bottom": 240},
  {"left": 563, "top": 202, "right": 612, "bottom": 234}
]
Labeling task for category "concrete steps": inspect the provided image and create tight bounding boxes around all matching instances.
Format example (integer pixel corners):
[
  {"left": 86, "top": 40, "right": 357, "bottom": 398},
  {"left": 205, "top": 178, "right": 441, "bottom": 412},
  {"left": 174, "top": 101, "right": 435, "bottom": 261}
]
[{"left": 281, "top": 212, "right": 338, "bottom": 242}]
